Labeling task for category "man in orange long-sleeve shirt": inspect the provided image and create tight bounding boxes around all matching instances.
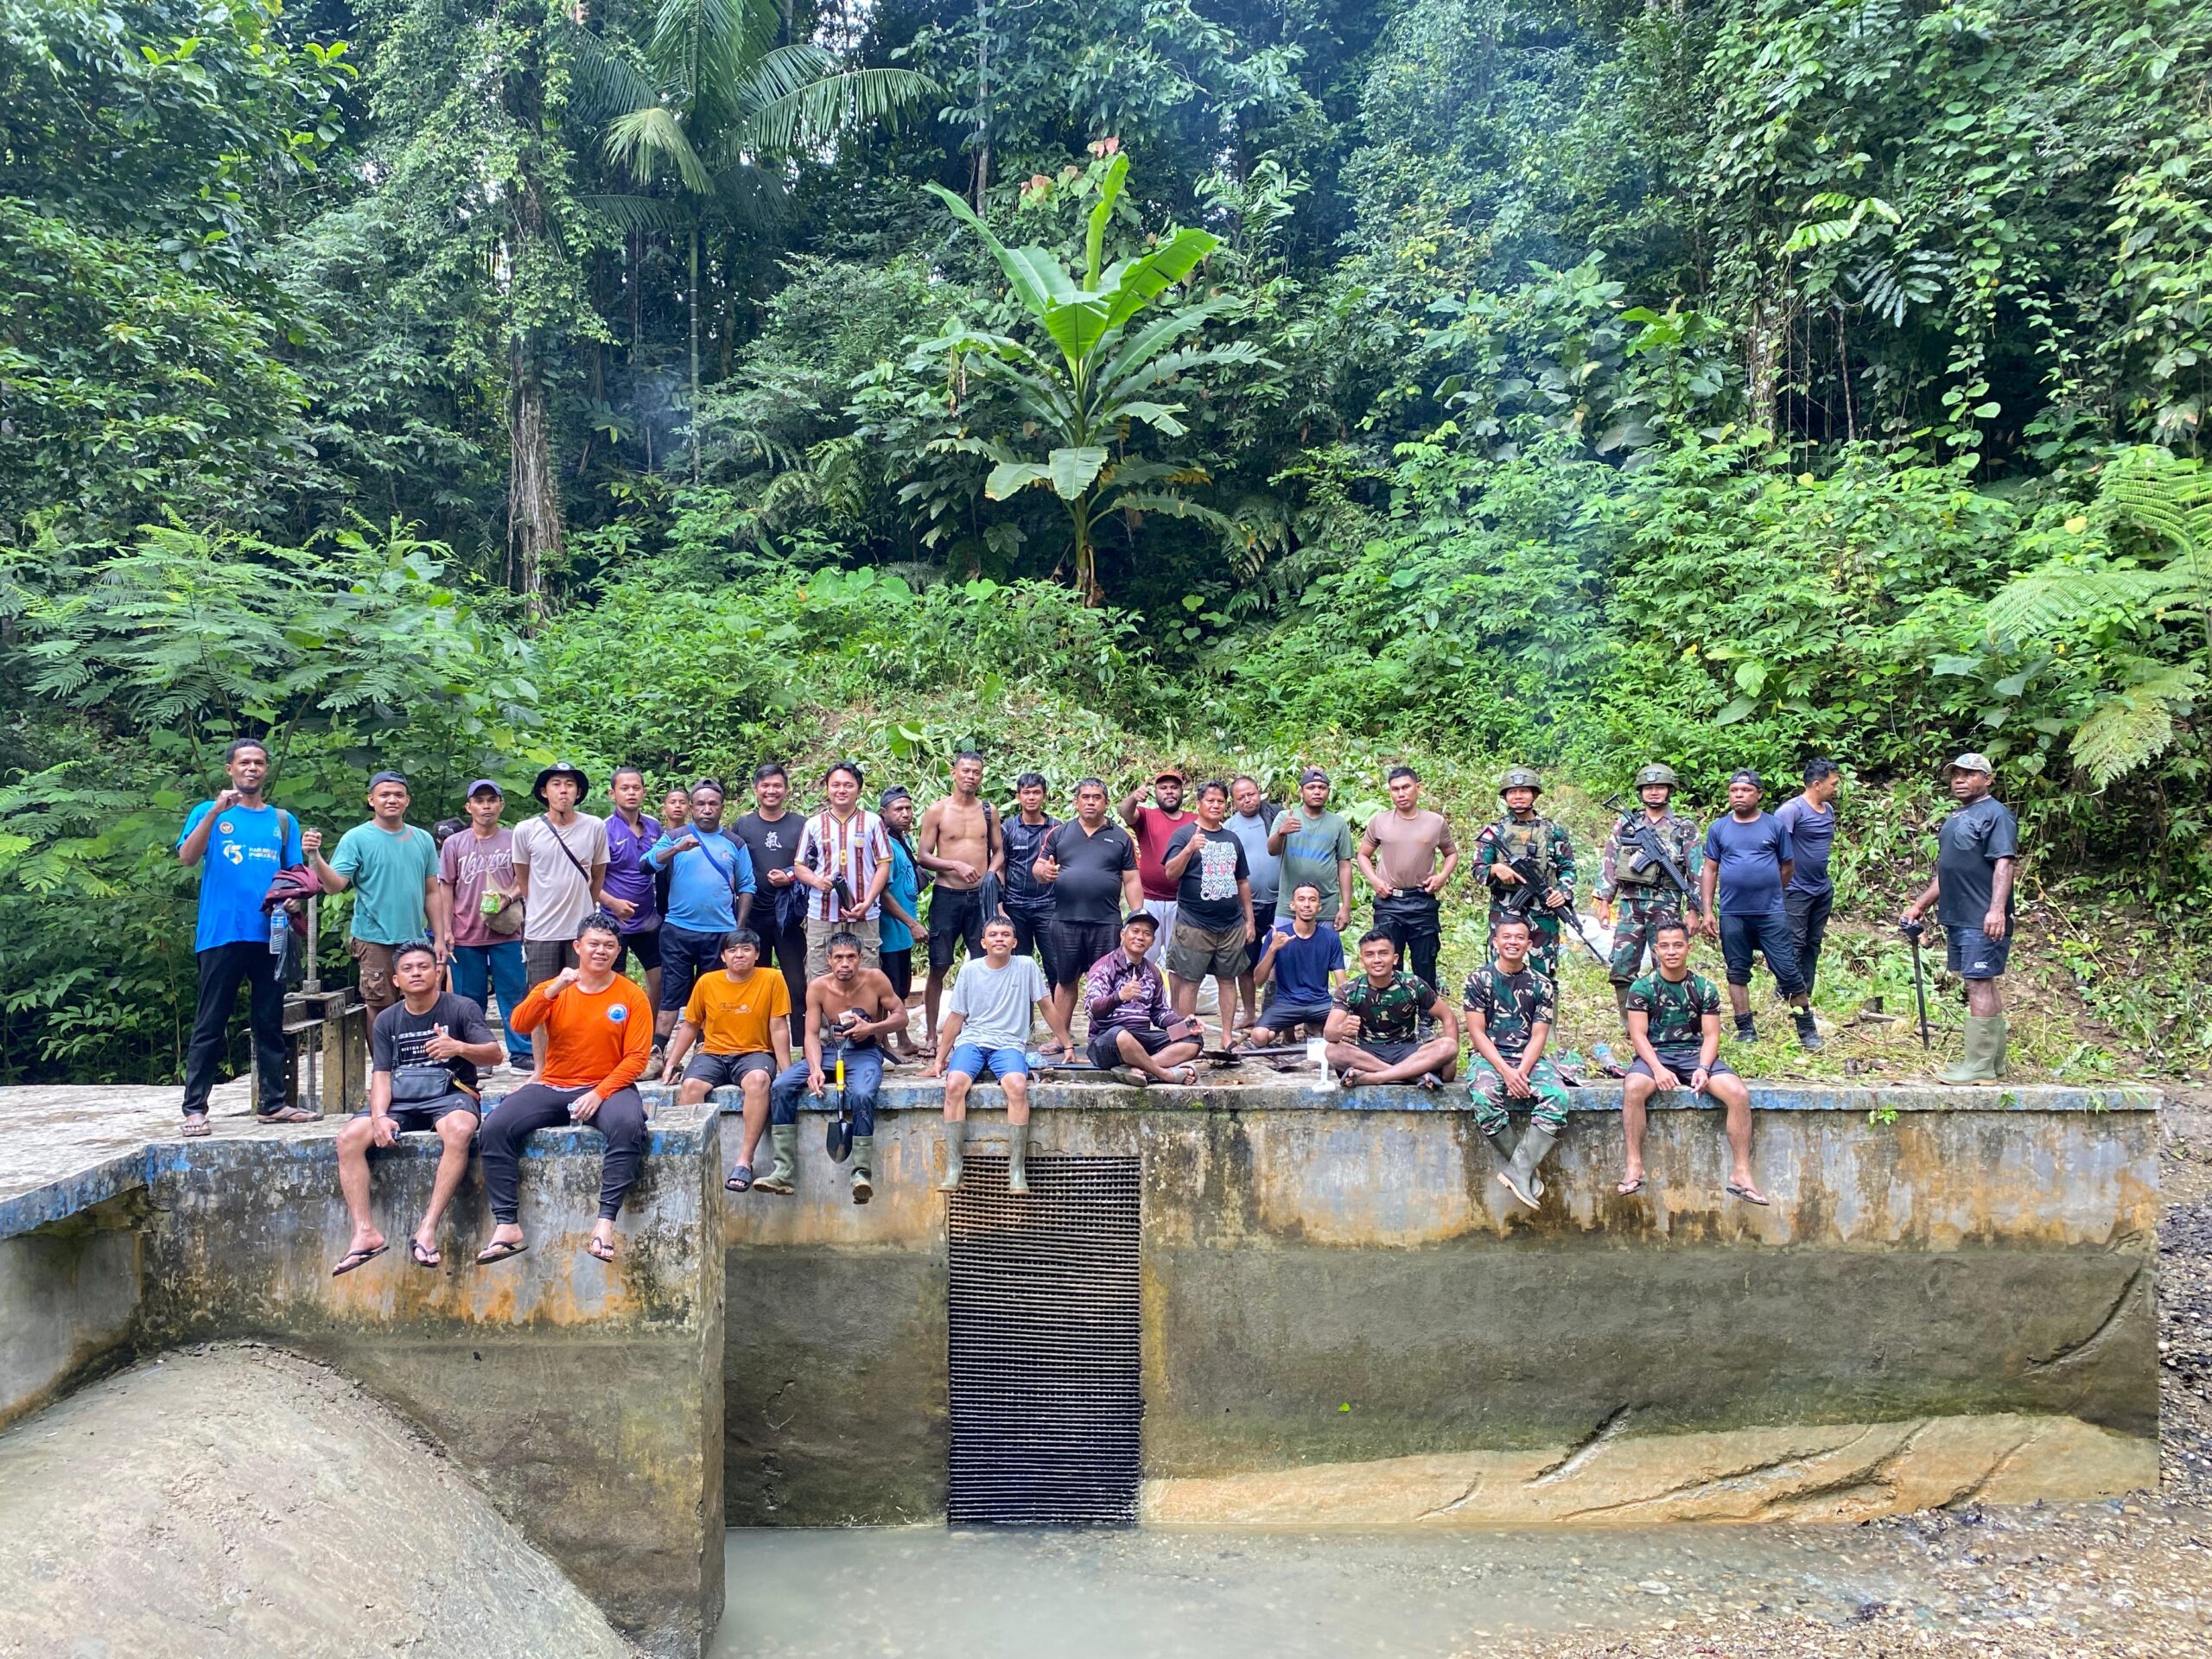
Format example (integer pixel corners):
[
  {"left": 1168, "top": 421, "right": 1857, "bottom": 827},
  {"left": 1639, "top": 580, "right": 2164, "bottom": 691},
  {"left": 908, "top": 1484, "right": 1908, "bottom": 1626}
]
[{"left": 477, "top": 913, "right": 653, "bottom": 1265}]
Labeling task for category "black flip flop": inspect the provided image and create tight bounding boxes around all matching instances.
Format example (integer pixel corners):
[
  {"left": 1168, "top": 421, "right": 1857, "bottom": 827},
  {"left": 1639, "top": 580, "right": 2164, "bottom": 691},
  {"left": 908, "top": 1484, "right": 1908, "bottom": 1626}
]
[
  {"left": 474, "top": 1239, "right": 529, "bottom": 1266},
  {"left": 1726, "top": 1181, "right": 1770, "bottom": 1207},
  {"left": 331, "top": 1243, "right": 388, "bottom": 1277},
  {"left": 410, "top": 1239, "right": 440, "bottom": 1268},
  {"left": 1616, "top": 1175, "right": 1645, "bottom": 1196}
]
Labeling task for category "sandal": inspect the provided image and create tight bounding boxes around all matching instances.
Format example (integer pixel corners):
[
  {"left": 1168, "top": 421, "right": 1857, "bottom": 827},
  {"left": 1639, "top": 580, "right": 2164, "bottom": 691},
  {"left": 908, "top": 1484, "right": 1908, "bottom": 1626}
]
[
  {"left": 1417, "top": 1071, "right": 1444, "bottom": 1090},
  {"left": 181, "top": 1112, "right": 212, "bottom": 1139},
  {"left": 474, "top": 1239, "right": 529, "bottom": 1266},
  {"left": 1616, "top": 1174, "right": 1645, "bottom": 1196},
  {"left": 1171, "top": 1064, "right": 1198, "bottom": 1086},
  {"left": 256, "top": 1106, "right": 317, "bottom": 1125},
  {"left": 1726, "top": 1180, "right": 1770, "bottom": 1207},
  {"left": 331, "top": 1243, "right": 387, "bottom": 1277},
  {"left": 726, "top": 1164, "right": 753, "bottom": 1192},
  {"left": 587, "top": 1236, "right": 617, "bottom": 1262},
  {"left": 410, "top": 1239, "right": 441, "bottom": 1269}
]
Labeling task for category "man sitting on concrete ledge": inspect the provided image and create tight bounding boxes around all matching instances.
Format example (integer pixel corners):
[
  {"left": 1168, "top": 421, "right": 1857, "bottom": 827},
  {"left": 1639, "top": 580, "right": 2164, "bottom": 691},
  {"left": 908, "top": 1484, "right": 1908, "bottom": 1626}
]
[
  {"left": 659, "top": 928, "right": 791, "bottom": 1192},
  {"left": 1325, "top": 930, "right": 1460, "bottom": 1090},
  {"left": 1246, "top": 881, "right": 1344, "bottom": 1046},
  {"left": 1463, "top": 916, "right": 1570, "bottom": 1209},
  {"left": 765, "top": 931, "right": 905, "bottom": 1204},
  {"left": 930, "top": 917, "right": 1059, "bottom": 1194},
  {"left": 332, "top": 942, "right": 505, "bottom": 1274},
  {"left": 1082, "top": 912, "right": 1204, "bottom": 1085},
  {"left": 478, "top": 914, "right": 655, "bottom": 1264},
  {"left": 1619, "top": 916, "right": 1765, "bottom": 1205}
]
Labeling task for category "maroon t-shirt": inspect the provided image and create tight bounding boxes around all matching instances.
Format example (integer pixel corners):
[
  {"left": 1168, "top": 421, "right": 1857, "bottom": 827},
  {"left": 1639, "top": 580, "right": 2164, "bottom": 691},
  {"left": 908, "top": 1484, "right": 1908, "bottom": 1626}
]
[{"left": 1131, "top": 806, "right": 1197, "bottom": 901}]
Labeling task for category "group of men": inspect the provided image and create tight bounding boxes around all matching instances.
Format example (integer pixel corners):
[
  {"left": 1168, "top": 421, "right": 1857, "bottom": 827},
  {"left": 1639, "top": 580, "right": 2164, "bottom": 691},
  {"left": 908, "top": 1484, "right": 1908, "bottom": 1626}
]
[{"left": 177, "top": 741, "right": 2020, "bottom": 1256}]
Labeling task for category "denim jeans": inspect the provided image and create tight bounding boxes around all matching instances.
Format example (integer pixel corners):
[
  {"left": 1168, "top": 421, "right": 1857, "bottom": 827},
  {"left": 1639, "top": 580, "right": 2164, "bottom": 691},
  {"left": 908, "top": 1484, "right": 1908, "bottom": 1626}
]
[
  {"left": 449, "top": 940, "right": 531, "bottom": 1062},
  {"left": 769, "top": 1042, "right": 884, "bottom": 1132}
]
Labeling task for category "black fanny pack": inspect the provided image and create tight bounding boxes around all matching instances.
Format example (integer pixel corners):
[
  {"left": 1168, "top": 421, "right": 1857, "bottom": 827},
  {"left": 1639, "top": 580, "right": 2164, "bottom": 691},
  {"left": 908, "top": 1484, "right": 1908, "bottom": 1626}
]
[{"left": 390, "top": 1065, "right": 455, "bottom": 1103}]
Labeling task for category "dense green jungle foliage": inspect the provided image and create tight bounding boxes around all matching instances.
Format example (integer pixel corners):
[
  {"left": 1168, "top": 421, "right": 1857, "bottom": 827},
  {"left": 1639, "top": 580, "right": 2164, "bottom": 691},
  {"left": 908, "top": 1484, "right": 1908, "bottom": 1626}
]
[{"left": 3, "top": 0, "right": 2211, "bottom": 1081}]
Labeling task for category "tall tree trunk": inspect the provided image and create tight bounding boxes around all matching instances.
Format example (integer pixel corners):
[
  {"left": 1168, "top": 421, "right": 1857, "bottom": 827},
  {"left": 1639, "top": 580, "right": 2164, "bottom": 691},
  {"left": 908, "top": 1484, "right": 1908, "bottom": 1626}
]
[
  {"left": 972, "top": 0, "right": 991, "bottom": 209},
  {"left": 1745, "top": 291, "right": 1783, "bottom": 439},
  {"left": 689, "top": 222, "right": 702, "bottom": 482},
  {"left": 509, "top": 336, "right": 561, "bottom": 617}
]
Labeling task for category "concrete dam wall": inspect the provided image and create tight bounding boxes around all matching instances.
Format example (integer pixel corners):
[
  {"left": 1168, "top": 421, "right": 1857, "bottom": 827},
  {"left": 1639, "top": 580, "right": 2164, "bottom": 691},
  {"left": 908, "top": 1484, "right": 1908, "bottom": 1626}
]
[
  {"left": 727, "top": 1080, "right": 2158, "bottom": 1529},
  {"left": 0, "top": 1075, "right": 2159, "bottom": 1653}
]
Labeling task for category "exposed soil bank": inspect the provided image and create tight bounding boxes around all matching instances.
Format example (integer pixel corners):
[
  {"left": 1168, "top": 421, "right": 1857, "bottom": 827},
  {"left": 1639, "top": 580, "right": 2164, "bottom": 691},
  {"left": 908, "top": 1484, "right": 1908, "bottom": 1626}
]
[{"left": 0, "top": 1344, "right": 630, "bottom": 1657}]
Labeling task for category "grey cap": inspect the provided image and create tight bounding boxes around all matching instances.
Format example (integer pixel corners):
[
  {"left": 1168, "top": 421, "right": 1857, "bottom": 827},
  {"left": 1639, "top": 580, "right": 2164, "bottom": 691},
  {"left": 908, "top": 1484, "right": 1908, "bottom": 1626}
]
[
  {"left": 1727, "top": 768, "right": 1763, "bottom": 790},
  {"left": 1299, "top": 766, "right": 1330, "bottom": 785},
  {"left": 1947, "top": 752, "right": 1995, "bottom": 778}
]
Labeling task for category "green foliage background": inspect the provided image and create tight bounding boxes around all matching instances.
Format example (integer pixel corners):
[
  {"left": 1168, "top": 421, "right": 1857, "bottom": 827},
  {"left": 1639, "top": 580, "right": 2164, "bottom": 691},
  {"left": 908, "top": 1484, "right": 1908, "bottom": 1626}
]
[{"left": 4, "top": 0, "right": 2212, "bottom": 1081}]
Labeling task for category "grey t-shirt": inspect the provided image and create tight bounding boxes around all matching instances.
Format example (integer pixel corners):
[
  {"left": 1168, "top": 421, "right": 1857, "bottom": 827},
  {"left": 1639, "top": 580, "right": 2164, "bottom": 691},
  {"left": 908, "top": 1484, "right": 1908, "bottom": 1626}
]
[
  {"left": 1227, "top": 809, "right": 1281, "bottom": 905},
  {"left": 512, "top": 812, "right": 609, "bottom": 942},
  {"left": 1774, "top": 796, "right": 1837, "bottom": 897},
  {"left": 946, "top": 955, "right": 1049, "bottom": 1052},
  {"left": 1936, "top": 796, "right": 2018, "bottom": 931},
  {"left": 1278, "top": 808, "right": 1353, "bottom": 914}
]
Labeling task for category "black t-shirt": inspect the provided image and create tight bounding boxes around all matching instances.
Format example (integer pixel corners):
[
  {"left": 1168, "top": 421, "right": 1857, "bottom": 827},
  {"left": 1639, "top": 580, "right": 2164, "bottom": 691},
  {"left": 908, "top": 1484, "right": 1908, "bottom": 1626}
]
[
  {"left": 1166, "top": 823, "right": 1249, "bottom": 931},
  {"left": 732, "top": 810, "right": 803, "bottom": 881},
  {"left": 1936, "top": 795, "right": 2018, "bottom": 930},
  {"left": 1046, "top": 819, "right": 1137, "bottom": 926},
  {"left": 371, "top": 992, "right": 496, "bottom": 1099},
  {"left": 1001, "top": 813, "right": 1059, "bottom": 913}
]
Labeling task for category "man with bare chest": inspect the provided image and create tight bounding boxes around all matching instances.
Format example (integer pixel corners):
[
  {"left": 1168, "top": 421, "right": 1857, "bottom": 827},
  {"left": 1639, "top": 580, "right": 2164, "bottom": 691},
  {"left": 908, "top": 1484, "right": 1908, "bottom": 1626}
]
[
  {"left": 761, "top": 934, "right": 906, "bottom": 1203},
  {"left": 917, "top": 750, "right": 1004, "bottom": 1052}
]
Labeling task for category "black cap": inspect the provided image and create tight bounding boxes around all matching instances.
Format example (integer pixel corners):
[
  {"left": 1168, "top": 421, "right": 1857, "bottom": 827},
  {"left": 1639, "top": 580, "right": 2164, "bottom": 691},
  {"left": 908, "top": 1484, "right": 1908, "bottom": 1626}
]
[
  {"left": 879, "top": 785, "right": 912, "bottom": 809},
  {"left": 1728, "top": 768, "right": 1763, "bottom": 790},
  {"left": 1123, "top": 911, "right": 1159, "bottom": 931},
  {"left": 367, "top": 770, "right": 409, "bottom": 791}
]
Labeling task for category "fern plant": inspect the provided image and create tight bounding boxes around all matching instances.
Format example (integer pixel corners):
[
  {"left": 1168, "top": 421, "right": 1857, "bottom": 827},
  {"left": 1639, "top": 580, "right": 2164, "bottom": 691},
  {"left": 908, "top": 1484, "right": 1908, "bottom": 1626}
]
[{"left": 1985, "top": 446, "right": 2212, "bottom": 786}]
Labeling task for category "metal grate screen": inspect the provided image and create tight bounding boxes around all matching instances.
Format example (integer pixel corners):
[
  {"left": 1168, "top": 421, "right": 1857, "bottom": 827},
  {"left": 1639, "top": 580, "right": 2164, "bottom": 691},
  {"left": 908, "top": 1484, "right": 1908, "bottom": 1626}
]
[{"left": 946, "top": 1154, "right": 1142, "bottom": 1526}]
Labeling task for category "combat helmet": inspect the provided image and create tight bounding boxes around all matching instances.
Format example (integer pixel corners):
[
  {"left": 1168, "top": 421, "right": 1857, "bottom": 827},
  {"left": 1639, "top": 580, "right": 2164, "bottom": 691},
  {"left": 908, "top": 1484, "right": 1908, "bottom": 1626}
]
[
  {"left": 1498, "top": 766, "right": 1543, "bottom": 795},
  {"left": 1634, "top": 763, "right": 1677, "bottom": 791}
]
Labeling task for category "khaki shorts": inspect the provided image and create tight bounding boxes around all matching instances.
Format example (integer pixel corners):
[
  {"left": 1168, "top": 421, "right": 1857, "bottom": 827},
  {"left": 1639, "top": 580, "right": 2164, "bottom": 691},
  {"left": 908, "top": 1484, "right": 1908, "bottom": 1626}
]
[
  {"left": 806, "top": 915, "right": 880, "bottom": 978},
  {"left": 348, "top": 938, "right": 401, "bottom": 1017},
  {"left": 1168, "top": 919, "right": 1248, "bottom": 983}
]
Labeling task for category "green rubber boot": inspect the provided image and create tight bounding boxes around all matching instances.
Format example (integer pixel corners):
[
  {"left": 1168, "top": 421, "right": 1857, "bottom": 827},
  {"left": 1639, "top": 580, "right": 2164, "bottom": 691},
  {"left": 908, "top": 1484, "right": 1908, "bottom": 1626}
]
[
  {"left": 849, "top": 1135, "right": 874, "bottom": 1205},
  {"left": 1483, "top": 1125, "right": 1518, "bottom": 1167},
  {"left": 1497, "top": 1125, "right": 1558, "bottom": 1211},
  {"left": 938, "top": 1116, "right": 966, "bottom": 1192},
  {"left": 1941, "top": 1014, "right": 2007, "bottom": 1084},
  {"left": 1007, "top": 1121, "right": 1032, "bottom": 1196},
  {"left": 754, "top": 1123, "right": 798, "bottom": 1194}
]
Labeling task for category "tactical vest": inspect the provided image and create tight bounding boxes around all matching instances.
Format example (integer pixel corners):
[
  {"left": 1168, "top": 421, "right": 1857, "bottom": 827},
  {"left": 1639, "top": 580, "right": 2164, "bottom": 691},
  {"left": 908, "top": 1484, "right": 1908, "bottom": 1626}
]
[
  {"left": 1490, "top": 817, "right": 1557, "bottom": 891},
  {"left": 1613, "top": 814, "right": 1687, "bottom": 887}
]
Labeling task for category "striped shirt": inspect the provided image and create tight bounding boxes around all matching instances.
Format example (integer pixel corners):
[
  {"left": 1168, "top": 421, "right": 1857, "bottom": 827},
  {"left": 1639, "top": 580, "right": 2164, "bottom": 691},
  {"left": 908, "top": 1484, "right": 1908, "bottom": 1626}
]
[{"left": 795, "top": 807, "right": 891, "bottom": 922}]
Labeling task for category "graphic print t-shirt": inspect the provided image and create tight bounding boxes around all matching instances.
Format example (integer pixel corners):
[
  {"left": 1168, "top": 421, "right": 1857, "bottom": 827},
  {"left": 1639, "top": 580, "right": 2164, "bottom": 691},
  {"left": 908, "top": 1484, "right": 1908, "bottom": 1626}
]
[
  {"left": 1166, "top": 823, "right": 1249, "bottom": 931},
  {"left": 180, "top": 800, "right": 302, "bottom": 951},
  {"left": 372, "top": 992, "right": 496, "bottom": 1098}
]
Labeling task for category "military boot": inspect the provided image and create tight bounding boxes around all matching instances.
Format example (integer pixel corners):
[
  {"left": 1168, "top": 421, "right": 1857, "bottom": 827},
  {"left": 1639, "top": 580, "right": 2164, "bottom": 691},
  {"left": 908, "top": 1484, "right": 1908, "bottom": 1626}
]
[
  {"left": 1793, "top": 1007, "right": 1823, "bottom": 1052},
  {"left": 753, "top": 1123, "right": 798, "bottom": 1194},
  {"left": 1941, "top": 1014, "right": 2007, "bottom": 1084},
  {"left": 1007, "top": 1121, "right": 1032, "bottom": 1196},
  {"left": 1497, "top": 1126, "right": 1559, "bottom": 1211},
  {"left": 849, "top": 1135, "right": 874, "bottom": 1205},
  {"left": 938, "top": 1116, "right": 966, "bottom": 1192}
]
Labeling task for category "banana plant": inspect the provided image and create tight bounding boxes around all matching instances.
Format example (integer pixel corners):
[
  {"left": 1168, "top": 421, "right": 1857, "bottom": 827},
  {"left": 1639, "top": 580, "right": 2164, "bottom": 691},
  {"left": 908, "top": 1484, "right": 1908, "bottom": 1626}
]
[{"left": 925, "top": 154, "right": 1268, "bottom": 602}]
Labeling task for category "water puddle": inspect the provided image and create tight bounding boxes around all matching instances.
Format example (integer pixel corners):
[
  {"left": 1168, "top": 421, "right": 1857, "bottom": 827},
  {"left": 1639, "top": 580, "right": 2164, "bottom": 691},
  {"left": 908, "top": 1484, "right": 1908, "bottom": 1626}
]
[{"left": 715, "top": 1522, "right": 1928, "bottom": 1657}]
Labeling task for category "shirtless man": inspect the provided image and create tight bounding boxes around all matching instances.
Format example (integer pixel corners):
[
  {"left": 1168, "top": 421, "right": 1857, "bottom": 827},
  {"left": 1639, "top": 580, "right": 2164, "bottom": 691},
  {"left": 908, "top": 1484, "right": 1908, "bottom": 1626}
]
[
  {"left": 917, "top": 750, "right": 1003, "bottom": 1051},
  {"left": 765, "top": 935, "right": 907, "bottom": 1204},
  {"left": 1356, "top": 766, "right": 1459, "bottom": 989}
]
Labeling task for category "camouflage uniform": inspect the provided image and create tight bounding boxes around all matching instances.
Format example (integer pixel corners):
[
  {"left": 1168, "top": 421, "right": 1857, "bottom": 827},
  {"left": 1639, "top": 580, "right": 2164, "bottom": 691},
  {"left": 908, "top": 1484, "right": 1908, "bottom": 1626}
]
[
  {"left": 1595, "top": 810, "right": 1702, "bottom": 986},
  {"left": 1460, "top": 963, "right": 1570, "bottom": 1135},
  {"left": 1473, "top": 814, "right": 1577, "bottom": 978}
]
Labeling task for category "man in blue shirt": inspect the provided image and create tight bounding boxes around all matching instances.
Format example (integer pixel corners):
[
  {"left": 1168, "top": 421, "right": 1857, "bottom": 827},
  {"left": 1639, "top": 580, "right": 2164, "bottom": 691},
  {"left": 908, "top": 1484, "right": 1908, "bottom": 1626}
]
[
  {"left": 1698, "top": 769, "right": 1820, "bottom": 1050},
  {"left": 1901, "top": 753, "right": 2021, "bottom": 1082},
  {"left": 1774, "top": 758, "right": 1841, "bottom": 1000},
  {"left": 1247, "top": 882, "right": 1344, "bottom": 1045},
  {"left": 175, "top": 738, "right": 315, "bottom": 1135},
  {"left": 645, "top": 779, "right": 757, "bottom": 1047}
]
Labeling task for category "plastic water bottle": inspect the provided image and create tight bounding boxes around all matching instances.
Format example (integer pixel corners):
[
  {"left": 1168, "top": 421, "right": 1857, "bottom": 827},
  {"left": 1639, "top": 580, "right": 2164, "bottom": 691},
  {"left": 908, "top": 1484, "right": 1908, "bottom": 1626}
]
[
  {"left": 1306, "top": 1035, "right": 1328, "bottom": 1092},
  {"left": 269, "top": 911, "right": 286, "bottom": 956}
]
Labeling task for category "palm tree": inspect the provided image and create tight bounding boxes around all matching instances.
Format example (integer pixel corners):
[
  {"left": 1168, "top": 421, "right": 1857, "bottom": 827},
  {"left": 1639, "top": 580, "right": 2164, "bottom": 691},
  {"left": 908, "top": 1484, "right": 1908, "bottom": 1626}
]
[{"left": 573, "top": 0, "right": 931, "bottom": 477}]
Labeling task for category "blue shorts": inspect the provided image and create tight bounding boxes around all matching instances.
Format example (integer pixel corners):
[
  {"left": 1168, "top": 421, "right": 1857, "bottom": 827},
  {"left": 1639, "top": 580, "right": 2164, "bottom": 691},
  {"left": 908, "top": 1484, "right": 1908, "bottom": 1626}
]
[
  {"left": 946, "top": 1042, "right": 1030, "bottom": 1082},
  {"left": 1945, "top": 926, "right": 2011, "bottom": 980}
]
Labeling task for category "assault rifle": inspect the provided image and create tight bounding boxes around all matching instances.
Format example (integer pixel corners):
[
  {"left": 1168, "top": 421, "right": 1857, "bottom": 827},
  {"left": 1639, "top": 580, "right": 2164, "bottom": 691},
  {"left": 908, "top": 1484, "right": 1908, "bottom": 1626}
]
[
  {"left": 1498, "top": 851, "right": 1608, "bottom": 965},
  {"left": 1602, "top": 794, "right": 1698, "bottom": 907}
]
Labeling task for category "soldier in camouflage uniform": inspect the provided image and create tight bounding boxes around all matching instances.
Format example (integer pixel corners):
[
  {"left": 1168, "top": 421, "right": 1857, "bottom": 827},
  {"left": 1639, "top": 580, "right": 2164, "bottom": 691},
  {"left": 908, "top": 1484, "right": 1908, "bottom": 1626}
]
[
  {"left": 1472, "top": 768, "right": 1577, "bottom": 979},
  {"left": 1593, "top": 764, "right": 1704, "bottom": 1029},
  {"left": 1461, "top": 915, "right": 1571, "bottom": 1210}
]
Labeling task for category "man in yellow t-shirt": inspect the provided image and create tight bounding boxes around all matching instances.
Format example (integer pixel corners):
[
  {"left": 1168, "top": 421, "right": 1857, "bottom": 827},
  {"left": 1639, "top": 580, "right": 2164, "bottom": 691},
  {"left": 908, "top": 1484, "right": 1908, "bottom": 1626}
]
[{"left": 659, "top": 927, "right": 793, "bottom": 1188}]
